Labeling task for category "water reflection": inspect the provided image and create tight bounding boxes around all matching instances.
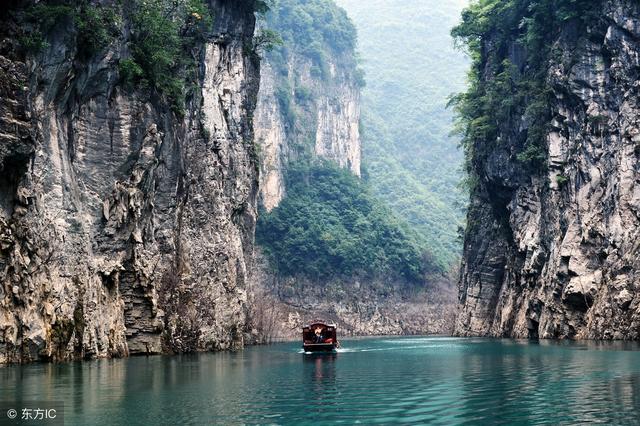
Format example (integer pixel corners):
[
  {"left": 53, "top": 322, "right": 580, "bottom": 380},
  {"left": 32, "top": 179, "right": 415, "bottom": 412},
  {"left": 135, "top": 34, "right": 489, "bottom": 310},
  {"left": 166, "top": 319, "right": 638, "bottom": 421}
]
[
  {"left": 301, "top": 353, "right": 337, "bottom": 418},
  {"left": 303, "top": 352, "right": 337, "bottom": 381},
  {"left": 1, "top": 338, "right": 640, "bottom": 424}
]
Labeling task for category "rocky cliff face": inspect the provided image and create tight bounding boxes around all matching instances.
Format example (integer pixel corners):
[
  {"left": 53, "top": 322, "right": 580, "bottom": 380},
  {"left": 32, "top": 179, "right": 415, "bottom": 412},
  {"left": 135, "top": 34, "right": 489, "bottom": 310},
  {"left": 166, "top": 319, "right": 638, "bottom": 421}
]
[
  {"left": 0, "top": 0, "right": 260, "bottom": 363},
  {"left": 248, "top": 251, "right": 455, "bottom": 341},
  {"left": 456, "top": 0, "right": 640, "bottom": 339},
  {"left": 253, "top": 62, "right": 287, "bottom": 211},
  {"left": 254, "top": 52, "right": 361, "bottom": 211},
  {"left": 313, "top": 59, "right": 361, "bottom": 176}
]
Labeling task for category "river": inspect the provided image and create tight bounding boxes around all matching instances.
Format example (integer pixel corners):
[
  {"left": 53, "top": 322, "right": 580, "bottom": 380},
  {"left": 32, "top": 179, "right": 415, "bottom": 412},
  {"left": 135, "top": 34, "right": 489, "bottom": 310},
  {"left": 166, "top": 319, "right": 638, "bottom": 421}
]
[{"left": 1, "top": 337, "right": 640, "bottom": 424}]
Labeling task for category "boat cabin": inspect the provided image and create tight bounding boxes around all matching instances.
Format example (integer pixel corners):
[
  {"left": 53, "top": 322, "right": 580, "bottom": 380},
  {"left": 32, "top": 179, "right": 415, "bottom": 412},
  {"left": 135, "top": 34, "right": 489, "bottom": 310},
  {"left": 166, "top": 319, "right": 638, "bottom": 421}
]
[{"left": 302, "top": 321, "right": 338, "bottom": 352}]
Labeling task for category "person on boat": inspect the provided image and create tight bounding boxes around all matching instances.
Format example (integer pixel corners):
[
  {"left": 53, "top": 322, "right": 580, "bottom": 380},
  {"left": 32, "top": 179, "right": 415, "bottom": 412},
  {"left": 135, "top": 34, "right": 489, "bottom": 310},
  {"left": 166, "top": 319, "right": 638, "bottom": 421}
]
[{"left": 313, "top": 327, "right": 324, "bottom": 343}]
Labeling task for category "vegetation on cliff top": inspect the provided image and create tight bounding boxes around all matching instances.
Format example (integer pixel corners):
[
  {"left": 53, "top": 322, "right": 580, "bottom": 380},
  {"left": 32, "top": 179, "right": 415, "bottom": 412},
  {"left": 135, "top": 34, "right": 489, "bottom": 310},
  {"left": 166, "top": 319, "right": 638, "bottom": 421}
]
[
  {"left": 260, "top": 0, "right": 363, "bottom": 143},
  {"left": 16, "top": 0, "right": 217, "bottom": 115},
  {"left": 18, "top": 1, "right": 120, "bottom": 56},
  {"left": 449, "top": 0, "right": 603, "bottom": 180},
  {"left": 257, "top": 163, "right": 434, "bottom": 283},
  {"left": 265, "top": 0, "right": 358, "bottom": 79},
  {"left": 122, "top": 0, "right": 213, "bottom": 115}
]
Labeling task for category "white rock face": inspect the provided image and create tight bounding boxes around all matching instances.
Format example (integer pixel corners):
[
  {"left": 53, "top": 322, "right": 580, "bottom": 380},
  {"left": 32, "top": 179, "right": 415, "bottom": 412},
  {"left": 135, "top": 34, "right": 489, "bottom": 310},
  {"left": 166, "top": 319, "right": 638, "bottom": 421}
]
[
  {"left": 0, "top": 2, "right": 260, "bottom": 363},
  {"left": 254, "top": 53, "right": 361, "bottom": 211},
  {"left": 314, "top": 60, "right": 361, "bottom": 176},
  {"left": 253, "top": 63, "right": 287, "bottom": 211},
  {"left": 456, "top": 1, "right": 640, "bottom": 340}
]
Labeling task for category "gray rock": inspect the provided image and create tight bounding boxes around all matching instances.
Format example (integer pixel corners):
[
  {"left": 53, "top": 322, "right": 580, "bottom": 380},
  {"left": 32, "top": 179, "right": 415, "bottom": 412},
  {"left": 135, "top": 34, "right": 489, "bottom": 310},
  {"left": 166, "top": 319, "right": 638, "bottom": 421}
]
[
  {"left": 0, "top": 1, "right": 260, "bottom": 363},
  {"left": 456, "top": 0, "right": 640, "bottom": 340},
  {"left": 254, "top": 51, "right": 361, "bottom": 211}
]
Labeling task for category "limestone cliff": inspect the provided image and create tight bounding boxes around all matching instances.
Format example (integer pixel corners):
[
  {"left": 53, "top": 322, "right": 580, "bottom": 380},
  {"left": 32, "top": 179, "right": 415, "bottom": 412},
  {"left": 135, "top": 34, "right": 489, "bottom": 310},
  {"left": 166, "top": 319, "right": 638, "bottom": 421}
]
[
  {"left": 254, "top": 49, "right": 361, "bottom": 211},
  {"left": 0, "top": 0, "right": 260, "bottom": 363},
  {"left": 456, "top": 0, "right": 640, "bottom": 339},
  {"left": 253, "top": 62, "right": 287, "bottom": 211}
]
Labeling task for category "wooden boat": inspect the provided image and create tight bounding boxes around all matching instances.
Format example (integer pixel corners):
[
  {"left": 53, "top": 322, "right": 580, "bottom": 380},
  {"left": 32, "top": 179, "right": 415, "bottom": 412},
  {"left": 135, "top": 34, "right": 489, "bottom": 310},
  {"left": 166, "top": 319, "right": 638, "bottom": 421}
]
[{"left": 302, "top": 321, "right": 338, "bottom": 352}]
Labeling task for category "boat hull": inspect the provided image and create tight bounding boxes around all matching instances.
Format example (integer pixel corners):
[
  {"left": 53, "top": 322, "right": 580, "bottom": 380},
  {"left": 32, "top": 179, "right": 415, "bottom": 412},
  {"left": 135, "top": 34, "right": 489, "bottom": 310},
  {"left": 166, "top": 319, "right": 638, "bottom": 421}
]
[{"left": 303, "top": 343, "right": 337, "bottom": 352}]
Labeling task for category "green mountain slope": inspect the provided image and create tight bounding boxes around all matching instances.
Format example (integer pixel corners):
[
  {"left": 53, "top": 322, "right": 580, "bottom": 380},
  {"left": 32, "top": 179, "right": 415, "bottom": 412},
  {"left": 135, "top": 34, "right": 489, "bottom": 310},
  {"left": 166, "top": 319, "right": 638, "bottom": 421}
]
[
  {"left": 336, "top": 0, "right": 469, "bottom": 267},
  {"left": 257, "top": 162, "right": 430, "bottom": 283}
]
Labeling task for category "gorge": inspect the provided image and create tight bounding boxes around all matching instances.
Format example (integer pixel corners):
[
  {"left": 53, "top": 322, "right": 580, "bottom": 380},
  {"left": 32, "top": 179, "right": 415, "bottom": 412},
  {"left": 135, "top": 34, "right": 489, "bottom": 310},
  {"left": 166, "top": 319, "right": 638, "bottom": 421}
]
[
  {"left": 250, "top": 0, "right": 462, "bottom": 339},
  {"left": 2, "top": 0, "right": 640, "bottom": 369},
  {"left": 5, "top": 1, "right": 640, "bottom": 424},
  {"left": 0, "top": 0, "right": 461, "bottom": 364}
]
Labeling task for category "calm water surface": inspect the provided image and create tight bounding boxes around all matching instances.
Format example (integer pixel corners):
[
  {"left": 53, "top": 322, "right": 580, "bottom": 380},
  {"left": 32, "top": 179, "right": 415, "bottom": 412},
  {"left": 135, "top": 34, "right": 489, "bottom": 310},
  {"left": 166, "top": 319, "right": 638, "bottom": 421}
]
[{"left": 2, "top": 337, "right": 640, "bottom": 424}]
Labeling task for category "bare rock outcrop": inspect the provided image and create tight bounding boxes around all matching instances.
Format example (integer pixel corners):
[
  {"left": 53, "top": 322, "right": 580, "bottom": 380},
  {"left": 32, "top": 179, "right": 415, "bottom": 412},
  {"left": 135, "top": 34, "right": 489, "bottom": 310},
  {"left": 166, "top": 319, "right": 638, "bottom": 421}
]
[
  {"left": 0, "top": 1, "right": 260, "bottom": 363},
  {"left": 254, "top": 52, "right": 361, "bottom": 211},
  {"left": 456, "top": 0, "right": 640, "bottom": 339}
]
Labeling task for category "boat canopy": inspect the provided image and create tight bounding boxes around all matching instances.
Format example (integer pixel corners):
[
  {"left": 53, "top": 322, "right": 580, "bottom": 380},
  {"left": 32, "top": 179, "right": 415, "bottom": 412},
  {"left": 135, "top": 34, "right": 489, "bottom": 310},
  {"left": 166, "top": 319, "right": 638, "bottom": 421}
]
[{"left": 302, "top": 321, "right": 337, "bottom": 346}]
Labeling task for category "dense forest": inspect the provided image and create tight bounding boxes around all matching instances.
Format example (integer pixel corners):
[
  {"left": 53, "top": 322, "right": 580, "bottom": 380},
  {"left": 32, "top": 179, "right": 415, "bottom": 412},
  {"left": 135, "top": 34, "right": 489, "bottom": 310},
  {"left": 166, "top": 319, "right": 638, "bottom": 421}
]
[
  {"left": 337, "top": 0, "right": 469, "bottom": 269},
  {"left": 257, "top": 163, "right": 429, "bottom": 282}
]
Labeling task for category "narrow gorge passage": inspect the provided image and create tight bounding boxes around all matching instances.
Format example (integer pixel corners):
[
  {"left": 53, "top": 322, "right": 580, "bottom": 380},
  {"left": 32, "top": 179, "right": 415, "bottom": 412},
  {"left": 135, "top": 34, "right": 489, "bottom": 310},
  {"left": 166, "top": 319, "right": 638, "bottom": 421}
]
[
  {"left": 3, "top": 0, "right": 640, "bottom": 424},
  {"left": 249, "top": 0, "right": 468, "bottom": 341},
  {"left": 0, "top": 0, "right": 466, "bottom": 365}
]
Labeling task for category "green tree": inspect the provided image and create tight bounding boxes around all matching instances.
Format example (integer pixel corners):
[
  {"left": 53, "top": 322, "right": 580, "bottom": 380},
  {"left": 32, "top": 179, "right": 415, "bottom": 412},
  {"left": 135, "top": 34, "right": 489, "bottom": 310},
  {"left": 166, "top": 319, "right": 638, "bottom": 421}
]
[{"left": 257, "top": 162, "right": 437, "bottom": 283}]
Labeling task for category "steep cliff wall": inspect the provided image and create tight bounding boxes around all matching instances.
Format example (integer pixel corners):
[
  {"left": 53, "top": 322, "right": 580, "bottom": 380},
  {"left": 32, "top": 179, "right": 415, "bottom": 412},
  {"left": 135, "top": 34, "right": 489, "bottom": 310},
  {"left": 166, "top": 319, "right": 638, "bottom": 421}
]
[
  {"left": 313, "top": 57, "right": 361, "bottom": 176},
  {"left": 254, "top": 52, "right": 361, "bottom": 210},
  {"left": 253, "top": 62, "right": 287, "bottom": 211},
  {"left": 252, "top": 0, "right": 361, "bottom": 211},
  {"left": 0, "top": 0, "right": 260, "bottom": 363},
  {"left": 455, "top": 0, "right": 640, "bottom": 339}
]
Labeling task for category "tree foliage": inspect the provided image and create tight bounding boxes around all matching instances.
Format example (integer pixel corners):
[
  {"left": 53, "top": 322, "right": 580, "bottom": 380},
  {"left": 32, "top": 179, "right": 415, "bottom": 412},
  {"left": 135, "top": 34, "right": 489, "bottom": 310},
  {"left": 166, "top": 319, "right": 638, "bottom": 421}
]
[
  {"left": 18, "top": 1, "right": 120, "bottom": 57},
  {"left": 264, "top": 0, "right": 358, "bottom": 78},
  {"left": 123, "top": 0, "right": 213, "bottom": 115},
  {"left": 251, "top": 29, "right": 283, "bottom": 55},
  {"left": 450, "top": 0, "right": 604, "bottom": 179},
  {"left": 257, "top": 163, "right": 435, "bottom": 283}
]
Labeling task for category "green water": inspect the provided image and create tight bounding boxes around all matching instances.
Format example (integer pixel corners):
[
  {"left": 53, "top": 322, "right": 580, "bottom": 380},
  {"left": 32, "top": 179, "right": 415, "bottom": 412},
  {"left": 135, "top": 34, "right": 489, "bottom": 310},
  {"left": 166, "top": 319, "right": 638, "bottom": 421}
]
[{"left": 2, "top": 337, "right": 640, "bottom": 424}]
